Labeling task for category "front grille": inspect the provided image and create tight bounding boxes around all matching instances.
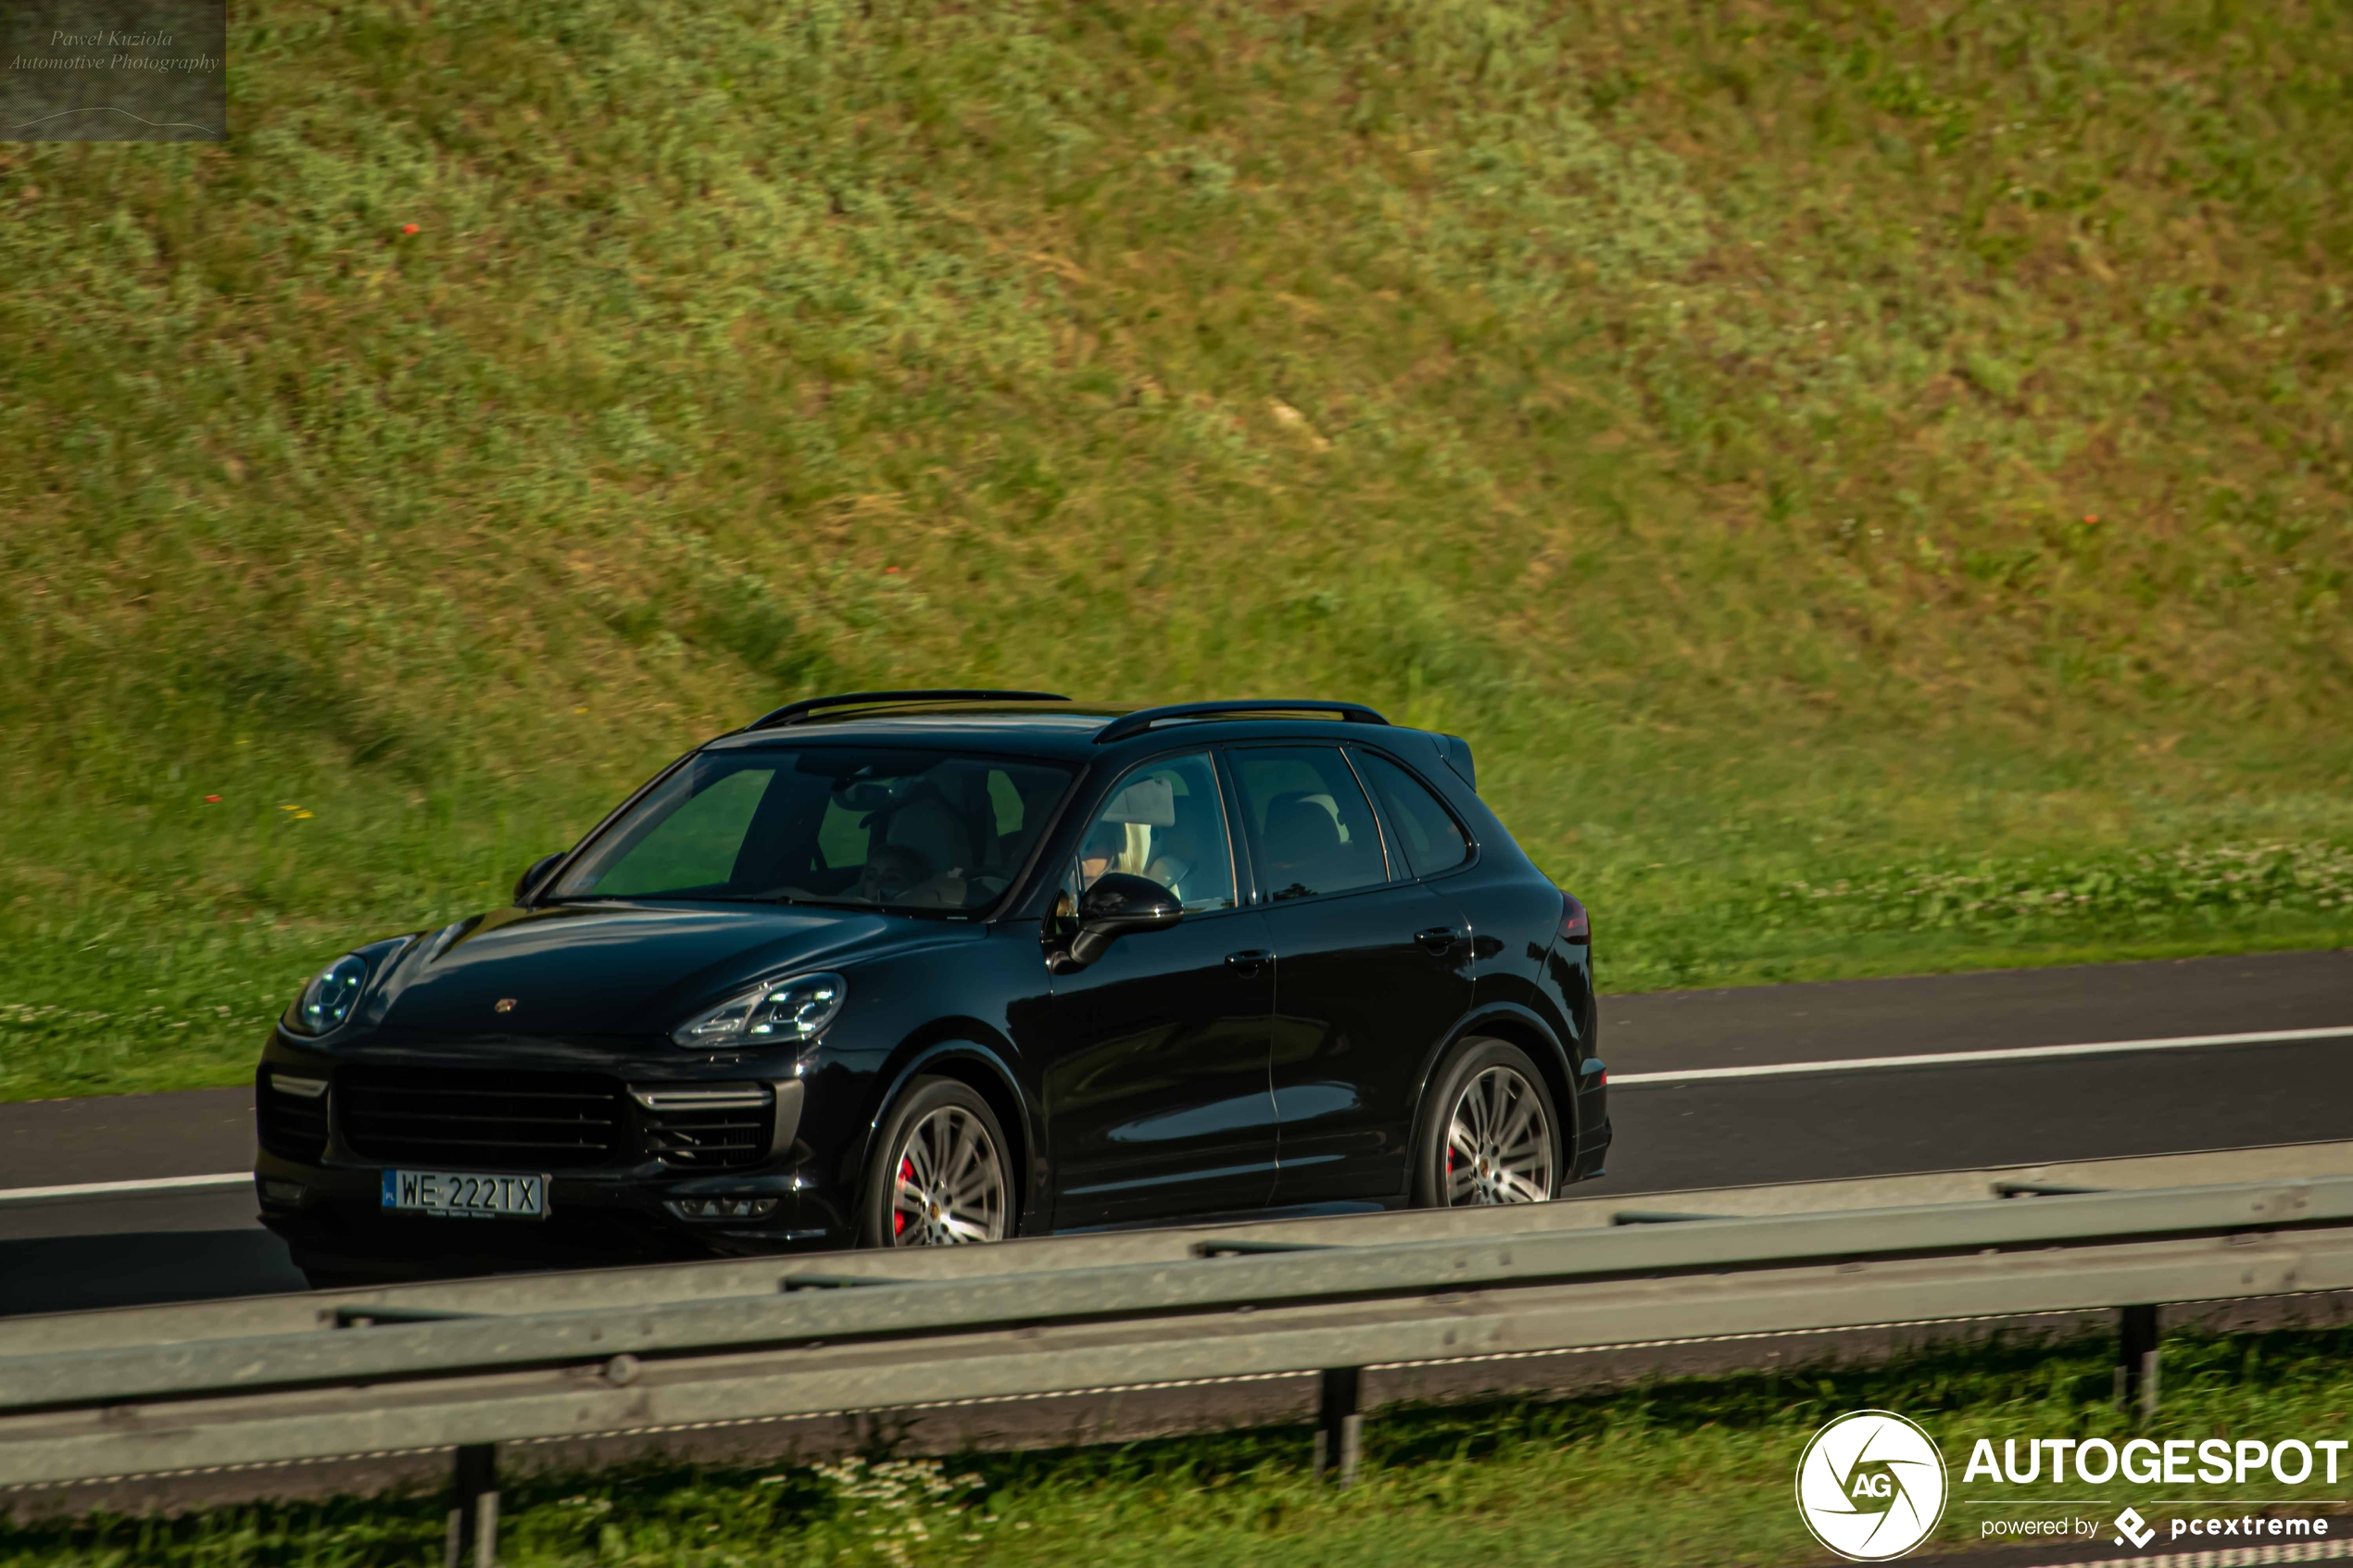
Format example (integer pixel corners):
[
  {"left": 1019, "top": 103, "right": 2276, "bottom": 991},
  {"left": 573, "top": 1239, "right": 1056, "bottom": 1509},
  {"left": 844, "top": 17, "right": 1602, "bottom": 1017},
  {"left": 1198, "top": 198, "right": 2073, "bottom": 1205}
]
[
  {"left": 638, "top": 1088, "right": 774, "bottom": 1172},
  {"left": 257, "top": 1073, "right": 329, "bottom": 1163},
  {"left": 339, "top": 1066, "right": 623, "bottom": 1169}
]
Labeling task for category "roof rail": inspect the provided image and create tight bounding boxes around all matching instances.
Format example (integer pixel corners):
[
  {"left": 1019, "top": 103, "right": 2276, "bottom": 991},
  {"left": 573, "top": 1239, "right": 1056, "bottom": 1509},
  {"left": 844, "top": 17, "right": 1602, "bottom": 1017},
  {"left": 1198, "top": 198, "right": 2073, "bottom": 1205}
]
[
  {"left": 1094, "top": 699, "right": 1389, "bottom": 746},
  {"left": 747, "top": 689, "right": 1071, "bottom": 731}
]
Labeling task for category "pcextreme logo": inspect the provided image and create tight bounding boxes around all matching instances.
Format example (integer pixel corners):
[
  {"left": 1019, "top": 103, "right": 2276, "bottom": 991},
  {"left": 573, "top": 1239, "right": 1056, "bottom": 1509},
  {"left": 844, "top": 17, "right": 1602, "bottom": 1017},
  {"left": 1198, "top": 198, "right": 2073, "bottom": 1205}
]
[{"left": 1795, "top": 1411, "right": 1951, "bottom": 1562}]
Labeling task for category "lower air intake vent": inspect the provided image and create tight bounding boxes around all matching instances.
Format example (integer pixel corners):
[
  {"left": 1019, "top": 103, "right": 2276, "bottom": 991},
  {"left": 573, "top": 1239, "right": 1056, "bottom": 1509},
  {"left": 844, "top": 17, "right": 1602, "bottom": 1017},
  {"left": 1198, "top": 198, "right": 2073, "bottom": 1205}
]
[
  {"left": 340, "top": 1066, "right": 623, "bottom": 1169},
  {"left": 258, "top": 1071, "right": 330, "bottom": 1162},
  {"left": 633, "top": 1085, "right": 774, "bottom": 1172}
]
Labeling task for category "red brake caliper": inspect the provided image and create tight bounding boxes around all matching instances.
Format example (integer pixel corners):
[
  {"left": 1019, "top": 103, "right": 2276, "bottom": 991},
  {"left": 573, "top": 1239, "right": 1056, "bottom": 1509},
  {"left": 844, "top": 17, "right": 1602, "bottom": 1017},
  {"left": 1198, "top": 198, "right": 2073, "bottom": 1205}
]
[{"left": 894, "top": 1155, "right": 915, "bottom": 1236}]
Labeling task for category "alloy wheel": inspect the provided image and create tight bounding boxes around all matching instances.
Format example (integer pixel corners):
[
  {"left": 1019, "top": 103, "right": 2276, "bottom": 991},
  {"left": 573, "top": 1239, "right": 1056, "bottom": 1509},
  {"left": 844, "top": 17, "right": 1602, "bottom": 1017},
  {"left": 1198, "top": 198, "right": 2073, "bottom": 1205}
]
[
  {"left": 887, "top": 1104, "right": 1007, "bottom": 1246},
  {"left": 1443, "top": 1063, "right": 1554, "bottom": 1205}
]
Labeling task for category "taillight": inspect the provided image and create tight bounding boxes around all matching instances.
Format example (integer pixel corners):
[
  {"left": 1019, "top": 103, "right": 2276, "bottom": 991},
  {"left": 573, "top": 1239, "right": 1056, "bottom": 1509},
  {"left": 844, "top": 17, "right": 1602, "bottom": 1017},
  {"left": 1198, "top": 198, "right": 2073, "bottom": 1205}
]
[{"left": 1558, "top": 891, "right": 1590, "bottom": 946}]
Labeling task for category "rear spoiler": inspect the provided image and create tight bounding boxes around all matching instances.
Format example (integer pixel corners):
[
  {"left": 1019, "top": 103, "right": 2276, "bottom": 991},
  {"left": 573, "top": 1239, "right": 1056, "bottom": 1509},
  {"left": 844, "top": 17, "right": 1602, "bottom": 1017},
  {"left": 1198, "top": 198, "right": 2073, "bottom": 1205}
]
[{"left": 1436, "top": 734, "right": 1477, "bottom": 792}]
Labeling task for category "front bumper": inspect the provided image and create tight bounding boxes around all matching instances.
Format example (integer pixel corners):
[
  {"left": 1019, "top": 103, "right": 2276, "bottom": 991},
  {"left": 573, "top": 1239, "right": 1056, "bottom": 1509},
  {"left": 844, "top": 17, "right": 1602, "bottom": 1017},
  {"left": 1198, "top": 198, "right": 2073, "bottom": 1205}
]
[
  {"left": 254, "top": 1039, "right": 861, "bottom": 1271},
  {"left": 255, "top": 1154, "right": 854, "bottom": 1272}
]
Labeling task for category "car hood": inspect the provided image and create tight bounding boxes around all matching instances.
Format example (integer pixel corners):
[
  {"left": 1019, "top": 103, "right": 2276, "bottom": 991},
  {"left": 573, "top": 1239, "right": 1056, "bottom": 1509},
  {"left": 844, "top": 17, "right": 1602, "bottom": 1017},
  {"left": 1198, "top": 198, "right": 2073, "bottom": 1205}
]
[{"left": 367, "top": 901, "right": 967, "bottom": 1037}]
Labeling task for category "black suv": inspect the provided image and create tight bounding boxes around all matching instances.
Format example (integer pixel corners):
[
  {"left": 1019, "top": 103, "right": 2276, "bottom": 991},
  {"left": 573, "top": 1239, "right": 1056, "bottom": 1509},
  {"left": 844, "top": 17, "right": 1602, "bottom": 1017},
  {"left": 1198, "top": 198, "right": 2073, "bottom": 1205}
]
[{"left": 256, "top": 693, "right": 1607, "bottom": 1280}]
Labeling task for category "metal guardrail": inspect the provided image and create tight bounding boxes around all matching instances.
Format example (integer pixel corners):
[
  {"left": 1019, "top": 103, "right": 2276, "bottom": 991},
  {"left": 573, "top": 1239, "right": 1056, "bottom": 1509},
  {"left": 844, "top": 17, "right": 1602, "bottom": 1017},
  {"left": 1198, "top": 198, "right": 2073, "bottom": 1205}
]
[
  {"left": 5, "top": 1177, "right": 2342, "bottom": 1412},
  {"left": 7, "top": 1169, "right": 2353, "bottom": 1563},
  {"left": 19, "top": 1138, "right": 2353, "bottom": 1359}
]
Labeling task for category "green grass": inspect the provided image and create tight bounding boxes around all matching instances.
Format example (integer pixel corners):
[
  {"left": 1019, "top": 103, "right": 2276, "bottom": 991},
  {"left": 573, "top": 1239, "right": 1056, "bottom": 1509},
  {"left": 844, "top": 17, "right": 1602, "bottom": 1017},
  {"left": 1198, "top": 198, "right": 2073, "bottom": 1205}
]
[
  {"left": 12, "top": 1324, "right": 2353, "bottom": 1567},
  {"left": 4, "top": 0, "right": 2352, "bottom": 1101}
]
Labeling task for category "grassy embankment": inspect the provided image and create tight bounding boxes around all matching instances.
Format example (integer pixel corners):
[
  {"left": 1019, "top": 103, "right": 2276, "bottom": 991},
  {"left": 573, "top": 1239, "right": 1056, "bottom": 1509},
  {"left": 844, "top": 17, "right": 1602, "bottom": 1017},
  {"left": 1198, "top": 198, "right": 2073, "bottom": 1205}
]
[
  {"left": 3, "top": 0, "right": 2350, "bottom": 1101},
  {"left": 10, "top": 1323, "right": 2353, "bottom": 1567}
]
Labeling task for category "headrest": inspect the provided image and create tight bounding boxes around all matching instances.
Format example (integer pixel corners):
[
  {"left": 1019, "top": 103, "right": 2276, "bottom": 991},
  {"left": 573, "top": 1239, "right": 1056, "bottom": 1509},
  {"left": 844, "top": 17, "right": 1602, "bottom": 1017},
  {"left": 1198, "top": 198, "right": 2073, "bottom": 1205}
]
[
  {"left": 885, "top": 797, "right": 972, "bottom": 874},
  {"left": 1263, "top": 795, "right": 1341, "bottom": 856}
]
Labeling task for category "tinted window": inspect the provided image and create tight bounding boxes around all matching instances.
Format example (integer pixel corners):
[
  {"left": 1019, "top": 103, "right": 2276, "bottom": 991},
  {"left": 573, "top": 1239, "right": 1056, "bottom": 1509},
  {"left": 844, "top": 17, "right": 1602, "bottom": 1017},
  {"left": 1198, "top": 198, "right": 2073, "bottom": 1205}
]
[
  {"left": 1228, "top": 746, "right": 1388, "bottom": 901},
  {"left": 590, "top": 768, "right": 773, "bottom": 895},
  {"left": 1075, "top": 752, "right": 1237, "bottom": 913},
  {"left": 1355, "top": 752, "right": 1470, "bottom": 877},
  {"left": 552, "top": 748, "right": 1073, "bottom": 913}
]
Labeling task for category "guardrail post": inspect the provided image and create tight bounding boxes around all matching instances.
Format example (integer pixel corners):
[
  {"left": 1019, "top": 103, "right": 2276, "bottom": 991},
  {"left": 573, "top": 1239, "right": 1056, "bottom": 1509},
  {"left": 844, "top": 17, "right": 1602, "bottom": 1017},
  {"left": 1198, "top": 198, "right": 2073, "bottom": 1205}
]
[
  {"left": 1313, "top": 1366, "right": 1363, "bottom": 1486},
  {"left": 446, "top": 1443, "right": 498, "bottom": 1568},
  {"left": 2116, "top": 1305, "right": 2160, "bottom": 1420}
]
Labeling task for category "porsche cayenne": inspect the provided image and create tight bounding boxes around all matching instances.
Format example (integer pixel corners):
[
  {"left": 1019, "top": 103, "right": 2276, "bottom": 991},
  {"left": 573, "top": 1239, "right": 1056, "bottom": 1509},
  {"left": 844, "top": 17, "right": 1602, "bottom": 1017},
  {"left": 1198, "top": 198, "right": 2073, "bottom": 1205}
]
[{"left": 254, "top": 692, "right": 1607, "bottom": 1281}]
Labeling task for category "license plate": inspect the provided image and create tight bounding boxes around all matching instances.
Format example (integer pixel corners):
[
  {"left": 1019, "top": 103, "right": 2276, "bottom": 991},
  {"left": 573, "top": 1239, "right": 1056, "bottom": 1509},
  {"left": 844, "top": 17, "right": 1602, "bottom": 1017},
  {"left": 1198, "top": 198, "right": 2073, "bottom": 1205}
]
[{"left": 380, "top": 1169, "right": 549, "bottom": 1220}]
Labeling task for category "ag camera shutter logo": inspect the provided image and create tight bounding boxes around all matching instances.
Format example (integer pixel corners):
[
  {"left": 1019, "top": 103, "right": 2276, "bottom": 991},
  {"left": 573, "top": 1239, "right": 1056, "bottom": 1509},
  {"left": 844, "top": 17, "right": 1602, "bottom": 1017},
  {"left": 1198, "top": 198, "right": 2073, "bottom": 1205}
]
[{"left": 1796, "top": 1411, "right": 1950, "bottom": 1561}]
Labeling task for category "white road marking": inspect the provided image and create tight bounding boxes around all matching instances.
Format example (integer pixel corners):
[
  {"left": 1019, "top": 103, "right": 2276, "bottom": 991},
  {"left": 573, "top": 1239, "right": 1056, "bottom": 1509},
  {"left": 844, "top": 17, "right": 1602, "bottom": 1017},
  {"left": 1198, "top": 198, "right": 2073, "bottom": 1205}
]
[
  {"left": 0, "top": 1172, "right": 249, "bottom": 1204},
  {"left": 1610, "top": 1024, "right": 2353, "bottom": 1086},
  {"left": 6, "top": 1028, "right": 2351, "bottom": 1195}
]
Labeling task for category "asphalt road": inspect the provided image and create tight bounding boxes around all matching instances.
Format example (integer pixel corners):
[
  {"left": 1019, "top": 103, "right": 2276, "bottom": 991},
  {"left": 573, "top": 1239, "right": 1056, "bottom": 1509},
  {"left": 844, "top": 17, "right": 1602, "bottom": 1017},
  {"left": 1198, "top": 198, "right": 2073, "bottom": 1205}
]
[{"left": 2, "top": 948, "right": 2346, "bottom": 1317}]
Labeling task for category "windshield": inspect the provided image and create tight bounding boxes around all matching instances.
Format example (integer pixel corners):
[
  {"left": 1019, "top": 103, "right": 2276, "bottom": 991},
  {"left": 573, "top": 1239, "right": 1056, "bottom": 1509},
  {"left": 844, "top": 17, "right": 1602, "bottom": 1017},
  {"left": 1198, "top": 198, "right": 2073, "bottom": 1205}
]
[{"left": 547, "top": 747, "right": 1076, "bottom": 913}]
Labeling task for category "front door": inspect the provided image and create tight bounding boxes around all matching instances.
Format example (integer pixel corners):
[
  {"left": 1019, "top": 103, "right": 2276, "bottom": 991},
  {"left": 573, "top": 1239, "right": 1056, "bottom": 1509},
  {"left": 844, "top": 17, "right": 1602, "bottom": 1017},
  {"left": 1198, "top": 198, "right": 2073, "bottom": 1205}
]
[
  {"left": 1226, "top": 745, "right": 1476, "bottom": 1207},
  {"left": 1042, "top": 750, "right": 1277, "bottom": 1230}
]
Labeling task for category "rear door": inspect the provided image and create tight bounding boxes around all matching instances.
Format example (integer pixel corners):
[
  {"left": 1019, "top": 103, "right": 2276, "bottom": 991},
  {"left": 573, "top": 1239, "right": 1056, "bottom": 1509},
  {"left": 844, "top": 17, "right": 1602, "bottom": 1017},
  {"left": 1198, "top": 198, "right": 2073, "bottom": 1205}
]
[
  {"left": 1041, "top": 750, "right": 1277, "bottom": 1230},
  {"left": 1227, "top": 745, "right": 1475, "bottom": 1207}
]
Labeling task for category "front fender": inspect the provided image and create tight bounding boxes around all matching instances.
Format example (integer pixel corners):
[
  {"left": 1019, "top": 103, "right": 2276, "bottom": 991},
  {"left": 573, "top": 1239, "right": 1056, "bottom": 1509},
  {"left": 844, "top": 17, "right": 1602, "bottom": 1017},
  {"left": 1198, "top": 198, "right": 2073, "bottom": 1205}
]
[{"left": 854, "top": 1032, "right": 1042, "bottom": 1233}]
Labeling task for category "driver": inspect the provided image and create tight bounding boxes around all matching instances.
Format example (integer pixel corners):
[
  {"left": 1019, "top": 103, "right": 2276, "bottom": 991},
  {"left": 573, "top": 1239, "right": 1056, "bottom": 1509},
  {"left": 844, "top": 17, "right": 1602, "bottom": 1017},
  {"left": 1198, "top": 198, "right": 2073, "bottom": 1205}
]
[
  {"left": 861, "top": 793, "right": 975, "bottom": 907},
  {"left": 1077, "top": 820, "right": 1127, "bottom": 892}
]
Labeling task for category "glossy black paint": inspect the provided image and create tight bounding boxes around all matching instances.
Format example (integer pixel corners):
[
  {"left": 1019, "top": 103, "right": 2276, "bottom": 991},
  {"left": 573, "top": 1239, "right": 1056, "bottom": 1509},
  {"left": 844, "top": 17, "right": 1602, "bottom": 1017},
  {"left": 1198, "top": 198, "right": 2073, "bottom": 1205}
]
[
  {"left": 254, "top": 703, "right": 1607, "bottom": 1274},
  {"left": 1265, "top": 875, "right": 1478, "bottom": 1207},
  {"left": 1063, "top": 872, "right": 1185, "bottom": 969},
  {"left": 1038, "top": 905, "right": 1278, "bottom": 1229}
]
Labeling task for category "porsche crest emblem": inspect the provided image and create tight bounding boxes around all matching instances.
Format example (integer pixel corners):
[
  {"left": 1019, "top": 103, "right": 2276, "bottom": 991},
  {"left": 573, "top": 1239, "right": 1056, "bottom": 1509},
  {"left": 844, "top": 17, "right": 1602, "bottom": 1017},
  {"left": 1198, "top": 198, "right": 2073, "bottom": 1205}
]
[{"left": 493, "top": 997, "right": 517, "bottom": 1013}]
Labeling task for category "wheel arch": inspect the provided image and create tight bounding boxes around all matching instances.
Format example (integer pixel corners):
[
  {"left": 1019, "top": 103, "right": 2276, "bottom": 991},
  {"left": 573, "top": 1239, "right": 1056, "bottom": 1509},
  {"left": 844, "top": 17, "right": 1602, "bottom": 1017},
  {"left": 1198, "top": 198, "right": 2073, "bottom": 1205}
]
[
  {"left": 1412, "top": 1002, "right": 1580, "bottom": 1157},
  {"left": 860, "top": 1022, "right": 1038, "bottom": 1234}
]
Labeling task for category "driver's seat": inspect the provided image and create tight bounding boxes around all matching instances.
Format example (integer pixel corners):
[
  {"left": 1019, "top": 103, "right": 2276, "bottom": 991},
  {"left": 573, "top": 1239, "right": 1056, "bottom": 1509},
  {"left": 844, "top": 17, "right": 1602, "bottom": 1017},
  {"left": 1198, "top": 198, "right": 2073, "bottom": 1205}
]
[{"left": 879, "top": 795, "right": 974, "bottom": 881}]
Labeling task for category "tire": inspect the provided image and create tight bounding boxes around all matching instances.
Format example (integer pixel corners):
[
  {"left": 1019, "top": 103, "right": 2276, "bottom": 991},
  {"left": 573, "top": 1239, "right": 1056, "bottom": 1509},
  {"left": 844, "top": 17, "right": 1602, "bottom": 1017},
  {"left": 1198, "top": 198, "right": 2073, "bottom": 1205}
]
[
  {"left": 858, "top": 1075, "right": 1015, "bottom": 1248},
  {"left": 1410, "top": 1037, "right": 1563, "bottom": 1209}
]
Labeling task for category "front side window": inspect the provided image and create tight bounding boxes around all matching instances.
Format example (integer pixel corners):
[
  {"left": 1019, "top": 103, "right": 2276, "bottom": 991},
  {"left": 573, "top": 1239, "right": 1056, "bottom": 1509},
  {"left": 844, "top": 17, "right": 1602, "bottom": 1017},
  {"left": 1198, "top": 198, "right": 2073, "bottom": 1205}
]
[
  {"left": 1227, "top": 746, "right": 1389, "bottom": 901},
  {"left": 1073, "top": 752, "right": 1237, "bottom": 914},
  {"left": 550, "top": 747, "right": 1074, "bottom": 914},
  {"left": 1354, "top": 751, "right": 1471, "bottom": 877}
]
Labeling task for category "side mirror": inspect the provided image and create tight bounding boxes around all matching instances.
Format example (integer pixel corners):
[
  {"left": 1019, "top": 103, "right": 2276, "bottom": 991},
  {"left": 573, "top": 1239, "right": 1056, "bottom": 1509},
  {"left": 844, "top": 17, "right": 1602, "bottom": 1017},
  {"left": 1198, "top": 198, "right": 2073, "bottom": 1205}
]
[
  {"left": 513, "top": 852, "right": 565, "bottom": 906},
  {"left": 1063, "top": 872, "right": 1183, "bottom": 969}
]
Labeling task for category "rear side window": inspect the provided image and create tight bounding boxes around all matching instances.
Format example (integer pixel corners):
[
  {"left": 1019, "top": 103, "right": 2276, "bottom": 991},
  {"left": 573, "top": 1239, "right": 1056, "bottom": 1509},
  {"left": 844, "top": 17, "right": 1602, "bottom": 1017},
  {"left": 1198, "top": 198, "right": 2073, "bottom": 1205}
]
[
  {"left": 1227, "top": 746, "right": 1389, "bottom": 900},
  {"left": 1355, "top": 752, "right": 1470, "bottom": 878}
]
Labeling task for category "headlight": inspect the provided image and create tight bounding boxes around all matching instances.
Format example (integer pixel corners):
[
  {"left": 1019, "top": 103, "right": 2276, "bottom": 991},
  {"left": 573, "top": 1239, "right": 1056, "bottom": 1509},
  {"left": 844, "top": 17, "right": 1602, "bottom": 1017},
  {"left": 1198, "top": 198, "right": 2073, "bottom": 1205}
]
[
  {"left": 672, "top": 972, "right": 848, "bottom": 1050},
  {"left": 285, "top": 953, "right": 371, "bottom": 1036}
]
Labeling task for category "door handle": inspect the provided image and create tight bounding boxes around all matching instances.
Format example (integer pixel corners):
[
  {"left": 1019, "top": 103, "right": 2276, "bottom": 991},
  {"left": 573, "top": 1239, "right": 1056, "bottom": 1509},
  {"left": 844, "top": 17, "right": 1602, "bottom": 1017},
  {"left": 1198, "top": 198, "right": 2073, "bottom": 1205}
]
[
  {"left": 1225, "top": 949, "right": 1272, "bottom": 975},
  {"left": 1416, "top": 926, "right": 1463, "bottom": 955}
]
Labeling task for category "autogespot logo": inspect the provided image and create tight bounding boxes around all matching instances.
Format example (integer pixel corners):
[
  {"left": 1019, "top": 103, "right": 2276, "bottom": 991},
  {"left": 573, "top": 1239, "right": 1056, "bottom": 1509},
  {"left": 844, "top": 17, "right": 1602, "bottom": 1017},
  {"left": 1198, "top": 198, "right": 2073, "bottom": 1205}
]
[{"left": 1796, "top": 1411, "right": 1951, "bottom": 1562}]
